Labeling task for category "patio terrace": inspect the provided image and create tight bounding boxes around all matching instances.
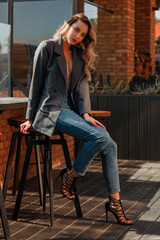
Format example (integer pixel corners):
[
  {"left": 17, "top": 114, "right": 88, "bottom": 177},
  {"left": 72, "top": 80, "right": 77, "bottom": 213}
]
[{"left": 1, "top": 159, "right": 160, "bottom": 240}]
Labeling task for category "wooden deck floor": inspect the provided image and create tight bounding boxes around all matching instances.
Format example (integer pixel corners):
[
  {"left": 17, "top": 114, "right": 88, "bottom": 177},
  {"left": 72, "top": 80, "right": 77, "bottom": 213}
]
[{"left": 1, "top": 159, "right": 160, "bottom": 240}]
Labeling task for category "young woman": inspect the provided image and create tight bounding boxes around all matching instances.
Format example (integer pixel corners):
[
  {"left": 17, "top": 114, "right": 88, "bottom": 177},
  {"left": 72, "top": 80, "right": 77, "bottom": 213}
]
[{"left": 20, "top": 13, "right": 132, "bottom": 225}]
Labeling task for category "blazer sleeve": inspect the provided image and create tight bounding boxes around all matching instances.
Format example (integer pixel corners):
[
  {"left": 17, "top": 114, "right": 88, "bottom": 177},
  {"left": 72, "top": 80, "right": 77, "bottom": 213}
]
[
  {"left": 26, "top": 41, "right": 49, "bottom": 121},
  {"left": 75, "top": 76, "right": 92, "bottom": 116}
]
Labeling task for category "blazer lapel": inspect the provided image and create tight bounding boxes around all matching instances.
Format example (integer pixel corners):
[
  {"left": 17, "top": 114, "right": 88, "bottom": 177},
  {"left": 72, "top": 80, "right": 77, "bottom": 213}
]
[
  {"left": 54, "top": 37, "right": 67, "bottom": 83},
  {"left": 54, "top": 37, "right": 84, "bottom": 90}
]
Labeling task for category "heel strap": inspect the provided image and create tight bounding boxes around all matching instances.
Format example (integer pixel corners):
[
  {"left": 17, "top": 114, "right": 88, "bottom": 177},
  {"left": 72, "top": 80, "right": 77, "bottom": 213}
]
[
  {"left": 109, "top": 195, "right": 121, "bottom": 205},
  {"left": 109, "top": 195, "right": 125, "bottom": 216}
]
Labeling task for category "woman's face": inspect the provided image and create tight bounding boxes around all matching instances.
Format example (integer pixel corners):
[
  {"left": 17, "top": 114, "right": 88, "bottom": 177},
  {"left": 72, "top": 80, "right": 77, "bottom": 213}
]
[{"left": 65, "top": 19, "right": 89, "bottom": 45}]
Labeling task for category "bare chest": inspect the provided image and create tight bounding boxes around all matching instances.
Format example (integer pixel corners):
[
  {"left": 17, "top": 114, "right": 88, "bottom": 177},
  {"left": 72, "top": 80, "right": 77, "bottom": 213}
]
[{"left": 64, "top": 50, "right": 73, "bottom": 74}]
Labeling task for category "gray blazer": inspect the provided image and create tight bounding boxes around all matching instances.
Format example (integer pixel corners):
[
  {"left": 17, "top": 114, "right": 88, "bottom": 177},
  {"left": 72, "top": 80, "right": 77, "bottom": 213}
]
[{"left": 26, "top": 36, "right": 92, "bottom": 137}]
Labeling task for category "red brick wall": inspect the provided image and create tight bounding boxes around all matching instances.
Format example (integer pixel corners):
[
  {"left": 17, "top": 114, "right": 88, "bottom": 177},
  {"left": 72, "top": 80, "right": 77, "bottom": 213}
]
[
  {"left": 13, "top": 89, "right": 27, "bottom": 97},
  {"left": 0, "top": 108, "right": 26, "bottom": 186},
  {"left": 0, "top": 88, "right": 27, "bottom": 97},
  {"left": 92, "top": 0, "right": 155, "bottom": 83},
  {"left": 0, "top": 107, "right": 75, "bottom": 188},
  {"left": 150, "top": 0, "right": 156, "bottom": 73},
  {"left": 93, "top": 0, "right": 135, "bottom": 83},
  {"left": 135, "top": 0, "right": 156, "bottom": 74},
  {"left": 127, "top": 0, "right": 135, "bottom": 79},
  {"left": 0, "top": 90, "right": 8, "bottom": 97}
]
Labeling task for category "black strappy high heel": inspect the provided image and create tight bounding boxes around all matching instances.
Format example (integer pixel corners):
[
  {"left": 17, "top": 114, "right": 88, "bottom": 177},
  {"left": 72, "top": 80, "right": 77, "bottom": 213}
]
[
  {"left": 105, "top": 196, "right": 132, "bottom": 225},
  {"left": 56, "top": 168, "right": 78, "bottom": 200}
]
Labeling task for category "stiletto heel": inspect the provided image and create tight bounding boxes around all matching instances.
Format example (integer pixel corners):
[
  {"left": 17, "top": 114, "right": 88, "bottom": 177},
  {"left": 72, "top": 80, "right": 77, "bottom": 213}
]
[
  {"left": 57, "top": 168, "right": 78, "bottom": 200},
  {"left": 105, "top": 210, "right": 108, "bottom": 222},
  {"left": 105, "top": 196, "right": 132, "bottom": 225},
  {"left": 106, "top": 213, "right": 108, "bottom": 222},
  {"left": 105, "top": 201, "right": 109, "bottom": 222}
]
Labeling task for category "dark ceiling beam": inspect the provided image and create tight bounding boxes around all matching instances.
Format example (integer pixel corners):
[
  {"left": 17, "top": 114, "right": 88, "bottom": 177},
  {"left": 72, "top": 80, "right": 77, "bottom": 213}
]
[{"left": 72, "top": 0, "right": 84, "bottom": 14}]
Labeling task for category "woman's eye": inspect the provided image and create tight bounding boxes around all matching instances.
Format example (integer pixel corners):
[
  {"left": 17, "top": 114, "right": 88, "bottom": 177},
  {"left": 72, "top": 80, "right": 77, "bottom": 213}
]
[{"left": 74, "top": 27, "right": 79, "bottom": 32}]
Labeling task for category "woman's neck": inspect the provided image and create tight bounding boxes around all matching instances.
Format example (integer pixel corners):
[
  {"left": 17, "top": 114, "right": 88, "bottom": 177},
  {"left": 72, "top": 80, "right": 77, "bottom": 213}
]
[{"left": 62, "top": 37, "right": 71, "bottom": 52}]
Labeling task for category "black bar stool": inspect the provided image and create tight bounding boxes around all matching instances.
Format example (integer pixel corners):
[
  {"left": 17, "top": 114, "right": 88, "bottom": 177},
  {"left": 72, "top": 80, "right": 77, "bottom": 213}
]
[
  {"left": 4, "top": 117, "right": 82, "bottom": 226},
  {"left": 3, "top": 118, "right": 43, "bottom": 207}
]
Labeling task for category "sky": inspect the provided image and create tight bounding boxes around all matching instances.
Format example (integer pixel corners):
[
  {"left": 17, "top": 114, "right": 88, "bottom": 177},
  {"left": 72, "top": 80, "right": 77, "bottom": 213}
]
[
  {"left": 155, "top": 10, "right": 160, "bottom": 20},
  {"left": 84, "top": 2, "right": 98, "bottom": 19},
  {"left": 0, "top": 23, "right": 10, "bottom": 54}
]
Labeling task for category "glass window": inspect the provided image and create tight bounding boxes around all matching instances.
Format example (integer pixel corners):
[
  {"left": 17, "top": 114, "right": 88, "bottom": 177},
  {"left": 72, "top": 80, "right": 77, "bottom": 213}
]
[
  {"left": 0, "top": 23, "right": 11, "bottom": 97},
  {"left": 13, "top": 0, "right": 72, "bottom": 88},
  {"left": 84, "top": 1, "right": 98, "bottom": 30},
  {"left": 0, "top": 0, "right": 7, "bottom": 24},
  {"left": 84, "top": 1, "right": 113, "bottom": 85}
]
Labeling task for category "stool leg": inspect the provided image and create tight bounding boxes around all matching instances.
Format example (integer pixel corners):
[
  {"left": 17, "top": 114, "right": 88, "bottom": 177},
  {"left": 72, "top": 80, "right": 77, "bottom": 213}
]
[
  {"left": 3, "top": 132, "right": 18, "bottom": 200},
  {"left": 61, "top": 138, "right": 72, "bottom": 170},
  {"left": 48, "top": 142, "right": 54, "bottom": 226},
  {"left": 13, "top": 141, "right": 33, "bottom": 220},
  {"left": 43, "top": 142, "right": 48, "bottom": 212},
  {"left": 61, "top": 135, "right": 83, "bottom": 218},
  {"left": 34, "top": 145, "right": 43, "bottom": 206},
  {"left": 73, "top": 186, "right": 82, "bottom": 218},
  {"left": 0, "top": 188, "right": 10, "bottom": 239},
  {"left": 42, "top": 140, "right": 54, "bottom": 226},
  {"left": 12, "top": 134, "right": 22, "bottom": 196}
]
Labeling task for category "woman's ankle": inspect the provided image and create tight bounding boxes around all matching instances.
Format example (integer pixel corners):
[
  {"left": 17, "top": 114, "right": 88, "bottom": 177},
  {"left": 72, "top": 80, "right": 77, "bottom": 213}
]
[
  {"left": 109, "top": 192, "right": 120, "bottom": 201},
  {"left": 70, "top": 169, "right": 79, "bottom": 178}
]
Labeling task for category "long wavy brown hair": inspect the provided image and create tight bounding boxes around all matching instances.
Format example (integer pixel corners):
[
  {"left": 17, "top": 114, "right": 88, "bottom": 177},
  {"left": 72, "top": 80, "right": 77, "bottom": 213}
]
[{"left": 53, "top": 13, "right": 97, "bottom": 81}]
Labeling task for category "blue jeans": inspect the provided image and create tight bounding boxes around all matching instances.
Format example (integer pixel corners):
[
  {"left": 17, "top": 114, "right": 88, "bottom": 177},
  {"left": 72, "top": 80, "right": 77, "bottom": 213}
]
[{"left": 56, "top": 97, "right": 120, "bottom": 194}]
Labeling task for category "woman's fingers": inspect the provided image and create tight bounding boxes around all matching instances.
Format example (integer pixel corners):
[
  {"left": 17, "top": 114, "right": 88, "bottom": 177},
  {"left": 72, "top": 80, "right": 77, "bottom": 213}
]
[
  {"left": 23, "top": 127, "right": 30, "bottom": 134},
  {"left": 84, "top": 116, "right": 97, "bottom": 127},
  {"left": 91, "top": 120, "right": 97, "bottom": 127},
  {"left": 84, "top": 115, "right": 107, "bottom": 130},
  {"left": 20, "top": 123, "right": 25, "bottom": 132},
  {"left": 20, "top": 121, "right": 31, "bottom": 134},
  {"left": 94, "top": 119, "right": 106, "bottom": 130}
]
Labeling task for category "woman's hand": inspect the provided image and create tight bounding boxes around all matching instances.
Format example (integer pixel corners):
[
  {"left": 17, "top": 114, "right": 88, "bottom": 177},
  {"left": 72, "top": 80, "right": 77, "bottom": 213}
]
[
  {"left": 20, "top": 120, "right": 32, "bottom": 134},
  {"left": 83, "top": 113, "right": 106, "bottom": 130}
]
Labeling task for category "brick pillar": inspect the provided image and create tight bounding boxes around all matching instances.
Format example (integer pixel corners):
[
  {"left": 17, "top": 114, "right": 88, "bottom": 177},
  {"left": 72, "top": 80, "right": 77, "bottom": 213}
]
[
  {"left": 127, "top": 0, "right": 135, "bottom": 80},
  {"left": 93, "top": 0, "right": 135, "bottom": 83},
  {"left": 135, "top": 0, "right": 156, "bottom": 74}
]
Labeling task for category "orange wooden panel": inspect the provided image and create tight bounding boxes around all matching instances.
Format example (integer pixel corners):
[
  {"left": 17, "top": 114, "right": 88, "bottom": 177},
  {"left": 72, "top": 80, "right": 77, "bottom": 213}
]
[{"left": 91, "top": 110, "right": 111, "bottom": 117}]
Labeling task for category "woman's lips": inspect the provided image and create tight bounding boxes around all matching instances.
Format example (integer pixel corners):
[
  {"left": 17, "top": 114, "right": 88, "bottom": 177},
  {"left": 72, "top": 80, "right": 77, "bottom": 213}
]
[{"left": 72, "top": 38, "right": 77, "bottom": 43}]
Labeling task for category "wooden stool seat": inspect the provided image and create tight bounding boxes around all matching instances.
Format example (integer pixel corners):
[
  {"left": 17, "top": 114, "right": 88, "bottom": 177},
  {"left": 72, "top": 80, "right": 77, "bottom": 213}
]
[
  {"left": 8, "top": 111, "right": 111, "bottom": 128},
  {"left": 8, "top": 117, "right": 63, "bottom": 135},
  {"left": 91, "top": 110, "right": 111, "bottom": 118},
  {"left": 8, "top": 110, "right": 111, "bottom": 128}
]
